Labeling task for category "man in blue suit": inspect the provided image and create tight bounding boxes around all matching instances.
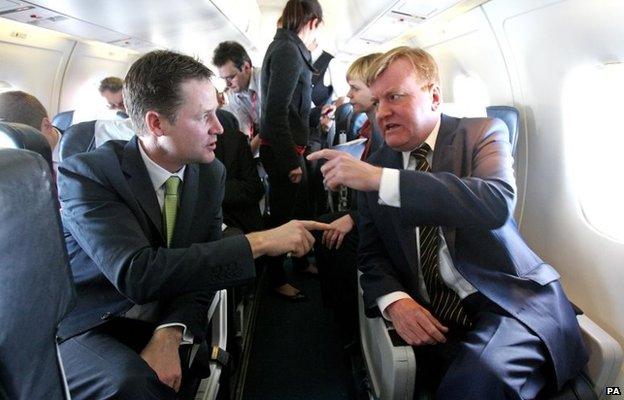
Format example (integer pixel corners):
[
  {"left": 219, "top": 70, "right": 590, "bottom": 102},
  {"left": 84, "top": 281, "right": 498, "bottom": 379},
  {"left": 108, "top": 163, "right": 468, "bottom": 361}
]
[
  {"left": 57, "top": 50, "right": 327, "bottom": 400},
  {"left": 309, "top": 46, "right": 587, "bottom": 399}
]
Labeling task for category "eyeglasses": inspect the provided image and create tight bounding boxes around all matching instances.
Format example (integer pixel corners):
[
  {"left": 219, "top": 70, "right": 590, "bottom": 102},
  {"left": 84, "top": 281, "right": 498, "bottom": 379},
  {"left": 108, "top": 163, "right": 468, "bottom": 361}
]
[
  {"left": 223, "top": 69, "right": 241, "bottom": 84},
  {"left": 107, "top": 102, "right": 124, "bottom": 111}
]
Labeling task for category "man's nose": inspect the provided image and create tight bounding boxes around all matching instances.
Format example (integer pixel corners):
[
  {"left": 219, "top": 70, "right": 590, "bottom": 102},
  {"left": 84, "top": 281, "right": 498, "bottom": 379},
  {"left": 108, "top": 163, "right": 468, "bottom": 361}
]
[
  {"left": 211, "top": 120, "right": 224, "bottom": 135},
  {"left": 376, "top": 101, "right": 390, "bottom": 119}
]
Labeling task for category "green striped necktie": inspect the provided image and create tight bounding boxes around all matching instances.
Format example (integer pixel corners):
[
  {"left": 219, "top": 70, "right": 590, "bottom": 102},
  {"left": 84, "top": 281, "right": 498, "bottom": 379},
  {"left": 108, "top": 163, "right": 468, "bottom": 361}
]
[{"left": 164, "top": 176, "right": 181, "bottom": 248}]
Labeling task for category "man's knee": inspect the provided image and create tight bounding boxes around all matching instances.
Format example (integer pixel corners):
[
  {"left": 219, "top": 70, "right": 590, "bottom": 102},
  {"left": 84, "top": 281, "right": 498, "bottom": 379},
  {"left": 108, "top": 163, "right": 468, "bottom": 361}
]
[
  {"left": 437, "top": 355, "right": 512, "bottom": 399},
  {"left": 109, "top": 367, "right": 175, "bottom": 400}
]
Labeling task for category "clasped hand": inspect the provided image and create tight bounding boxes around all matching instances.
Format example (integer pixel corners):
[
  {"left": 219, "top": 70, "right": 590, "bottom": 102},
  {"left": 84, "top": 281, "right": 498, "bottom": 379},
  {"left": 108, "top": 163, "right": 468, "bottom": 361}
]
[
  {"left": 140, "top": 326, "right": 183, "bottom": 392},
  {"left": 386, "top": 298, "right": 448, "bottom": 346},
  {"left": 322, "top": 214, "right": 354, "bottom": 249},
  {"left": 307, "top": 149, "right": 382, "bottom": 192}
]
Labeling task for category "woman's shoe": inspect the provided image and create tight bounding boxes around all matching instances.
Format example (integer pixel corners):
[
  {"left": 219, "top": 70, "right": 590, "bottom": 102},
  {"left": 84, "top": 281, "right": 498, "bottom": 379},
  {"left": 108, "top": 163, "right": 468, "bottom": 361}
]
[{"left": 274, "top": 284, "right": 308, "bottom": 302}]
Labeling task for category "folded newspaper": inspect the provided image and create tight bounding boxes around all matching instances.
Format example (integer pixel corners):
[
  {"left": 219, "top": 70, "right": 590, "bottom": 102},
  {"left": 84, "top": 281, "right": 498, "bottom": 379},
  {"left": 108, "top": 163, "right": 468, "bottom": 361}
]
[{"left": 332, "top": 138, "right": 367, "bottom": 159}]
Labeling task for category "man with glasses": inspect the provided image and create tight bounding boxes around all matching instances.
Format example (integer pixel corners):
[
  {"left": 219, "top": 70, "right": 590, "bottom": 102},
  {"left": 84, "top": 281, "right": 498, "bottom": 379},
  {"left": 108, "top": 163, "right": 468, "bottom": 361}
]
[{"left": 212, "top": 41, "right": 262, "bottom": 154}]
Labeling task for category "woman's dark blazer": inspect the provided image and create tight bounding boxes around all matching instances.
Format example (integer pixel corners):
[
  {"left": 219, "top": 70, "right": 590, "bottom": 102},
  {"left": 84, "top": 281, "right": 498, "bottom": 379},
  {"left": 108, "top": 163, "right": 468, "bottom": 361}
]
[{"left": 260, "top": 28, "right": 315, "bottom": 175}]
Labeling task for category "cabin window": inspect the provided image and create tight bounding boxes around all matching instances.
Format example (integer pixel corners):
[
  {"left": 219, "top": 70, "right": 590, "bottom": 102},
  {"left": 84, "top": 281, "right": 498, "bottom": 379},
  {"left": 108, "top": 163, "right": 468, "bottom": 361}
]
[
  {"left": 562, "top": 63, "right": 624, "bottom": 243},
  {"left": 451, "top": 74, "right": 489, "bottom": 117}
]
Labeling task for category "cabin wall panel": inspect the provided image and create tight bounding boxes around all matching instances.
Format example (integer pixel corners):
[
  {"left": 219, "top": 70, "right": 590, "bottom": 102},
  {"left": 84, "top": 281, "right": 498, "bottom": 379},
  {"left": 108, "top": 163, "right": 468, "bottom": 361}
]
[
  {"left": 0, "top": 18, "right": 75, "bottom": 115},
  {"left": 59, "top": 41, "right": 133, "bottom": 121}
]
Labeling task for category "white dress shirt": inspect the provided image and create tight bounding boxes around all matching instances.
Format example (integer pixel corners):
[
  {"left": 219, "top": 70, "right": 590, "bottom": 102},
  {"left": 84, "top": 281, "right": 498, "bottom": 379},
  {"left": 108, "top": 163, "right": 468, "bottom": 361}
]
[
  {"left": 124, "top": 142, "right": 192, "bottom": 343},
  {"left": 94, "top": 118, "right": 135, "bottom": 148},
  {"left": 223, "top": 66, "right": 262, "bottom": 138},
  {"left": 375, "top": 117, "right": 477, "bottom": 320}
]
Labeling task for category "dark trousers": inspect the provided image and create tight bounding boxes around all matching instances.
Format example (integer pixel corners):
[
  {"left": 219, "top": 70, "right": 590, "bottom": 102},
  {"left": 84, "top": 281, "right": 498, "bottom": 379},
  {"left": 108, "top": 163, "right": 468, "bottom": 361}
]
[
  {"left": 260, "top": 145, "right": 310, "bottom": 276},
  {"left": 59, "top": 319, "right": 185, "bottom": 400},
  {"left": 414, "top": 293, "right": 549, "bottom": 400},
  {"left": 304, "top": 141, "right": 328, "bottom": 218},
  {"left": 313, "top": 212, "right": 359, "bottom": 346}
]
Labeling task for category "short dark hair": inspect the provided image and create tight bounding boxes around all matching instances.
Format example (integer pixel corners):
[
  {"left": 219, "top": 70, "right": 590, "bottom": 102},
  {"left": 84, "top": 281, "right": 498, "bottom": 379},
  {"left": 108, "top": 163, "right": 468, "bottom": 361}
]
[
  {"left": 98, "top": 76, "right": 124, "bottom": 93},
  {"left": 279, "top": 0, "right": 323, "bottom": 33},
  {"left": 0, "top": 90, "right": 48, "bottom": 130},
  {"left": 123, "top": 50, "right": 213, "bottom": 135},
  {"left": 212, "top": 41, "right": 252, "bottom": 69}
]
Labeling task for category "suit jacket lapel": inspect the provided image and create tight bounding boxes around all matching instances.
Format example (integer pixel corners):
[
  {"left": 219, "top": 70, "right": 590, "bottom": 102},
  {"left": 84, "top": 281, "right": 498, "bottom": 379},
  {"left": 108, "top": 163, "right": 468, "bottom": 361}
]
[
  {"left": 121, "top": 137, "right": 165, "bottom": 243},
  {"left": 171, "top": 164, "right": 199, "bottom": 247},
  {"left": 432, "top": 114, "right": 463, "bottom": 258}
]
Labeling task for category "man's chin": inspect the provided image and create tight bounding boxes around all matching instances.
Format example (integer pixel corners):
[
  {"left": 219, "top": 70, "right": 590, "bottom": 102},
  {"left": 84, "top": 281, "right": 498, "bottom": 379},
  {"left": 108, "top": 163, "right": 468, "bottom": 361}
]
[
  {"left": 192, "top": 151, "right": 215, "bottom": 165},
  {"left": 385, "top": 136, "right": 413, "bottom": 152}
]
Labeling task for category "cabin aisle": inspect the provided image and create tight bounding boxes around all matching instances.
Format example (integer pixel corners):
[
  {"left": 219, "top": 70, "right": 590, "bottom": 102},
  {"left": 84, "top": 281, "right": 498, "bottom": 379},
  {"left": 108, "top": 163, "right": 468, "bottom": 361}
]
[{"left": 241, "top": 260, "right": 354, "bottom": 400}]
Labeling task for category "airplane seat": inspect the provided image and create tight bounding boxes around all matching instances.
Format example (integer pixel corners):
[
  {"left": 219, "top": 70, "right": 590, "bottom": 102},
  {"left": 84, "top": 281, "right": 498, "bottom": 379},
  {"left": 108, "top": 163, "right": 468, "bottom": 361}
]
[
  {"left": 57, "top": 120, "right": 97, "bottom": 161},
  {"left": 52, "top": 110, "right": 75, "bottom": 133},
  {"left": 328, "top": 103, "right": 367, "bottom": 147},
  {"left": 59, "top": 118, "right": 136, "bottom": 161},
  {"left": 357, "top": 271, "right": 620, "bottom": 400},
  {"left": 486, "top": 105, "right": 520, "bottom": 158},
  {"left": 0, "top": 121, "right": 53, "bottom": 169},
  {"left": 0, "top": 148, "right": 75, "bottom": 399}
]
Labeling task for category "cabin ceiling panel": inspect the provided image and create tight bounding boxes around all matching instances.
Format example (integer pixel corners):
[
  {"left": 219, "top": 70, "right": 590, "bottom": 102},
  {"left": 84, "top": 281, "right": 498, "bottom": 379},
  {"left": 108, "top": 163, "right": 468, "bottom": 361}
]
[{"left": 18, "top": 0, "right": 250, "bottom": 58}]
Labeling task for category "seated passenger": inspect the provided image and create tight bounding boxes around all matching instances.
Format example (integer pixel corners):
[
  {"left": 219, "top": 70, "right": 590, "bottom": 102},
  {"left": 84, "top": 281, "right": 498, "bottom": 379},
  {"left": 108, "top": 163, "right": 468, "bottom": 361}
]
[
  {"left": 214, "top": 108, "right": 264, "bottom": 234},
  {"left": 57, "top": 50, "right": 329, "bottom": 400},
  {"left": 98, "top": 76, "right": 128, "bottom": 118},
  {"left": 309, "top": 46, "right": 587, "bottom": 399},
  {"left": 313, "top": 53, "right": 383, "bottom": 347},
  {"left": 0, "top": 90, "right": 62, "bottom": 174}
]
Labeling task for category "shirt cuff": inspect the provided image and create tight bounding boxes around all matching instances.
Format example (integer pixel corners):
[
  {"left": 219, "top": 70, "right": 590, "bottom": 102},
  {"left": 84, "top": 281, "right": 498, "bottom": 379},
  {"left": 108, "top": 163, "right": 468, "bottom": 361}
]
[
  {"left": 377, "top": 291, "right": 411, "bottom": 321},
  {"left": 155, "top": 323, "right": 194, "bottom": 345},
  {"left": 378, "top": 168, "right": 401, "bottom": 207}
]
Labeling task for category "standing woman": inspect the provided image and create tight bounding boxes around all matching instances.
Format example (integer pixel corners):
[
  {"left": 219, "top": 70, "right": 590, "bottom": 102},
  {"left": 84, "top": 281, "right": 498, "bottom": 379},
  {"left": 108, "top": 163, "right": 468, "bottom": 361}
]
[{"left": 260, "top": 0, "right": 323, "bottom": 298}]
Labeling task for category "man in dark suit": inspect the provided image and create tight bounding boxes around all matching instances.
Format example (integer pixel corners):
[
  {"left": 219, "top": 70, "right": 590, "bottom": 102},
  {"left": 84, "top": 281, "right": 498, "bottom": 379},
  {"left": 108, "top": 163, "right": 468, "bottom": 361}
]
[
  {"left": 215, "top": 108, "right": 264, "bottom": 233},
  {"left": 309, "top": 46, "right": 587, "bottom": 399},
  {"left": 58, "top": 50, "right": 328, "bottom": 400}
]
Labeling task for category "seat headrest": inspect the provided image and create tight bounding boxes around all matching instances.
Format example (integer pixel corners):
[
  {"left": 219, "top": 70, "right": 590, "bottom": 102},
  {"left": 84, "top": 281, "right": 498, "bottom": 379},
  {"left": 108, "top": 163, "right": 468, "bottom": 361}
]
[
  {"left": 486, "top": 105, "right": 520, "bottom": 157},
  {"left": 0, "top": 122, "right": 52, "bottom": 170},
  {"left": 58, "top": 120, "right": 96, "bottom": 162},
  {"left": 51, "top": 110, "right": 74, "bottom": 133},
  {"left": 332, "top": 103, "right": 367, "bottom": 145}
]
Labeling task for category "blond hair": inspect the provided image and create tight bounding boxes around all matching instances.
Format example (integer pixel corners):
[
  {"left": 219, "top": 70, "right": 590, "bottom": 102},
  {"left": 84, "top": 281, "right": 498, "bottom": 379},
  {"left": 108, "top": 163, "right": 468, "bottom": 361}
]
[
  {"left": 366, "top": 46, "right": 439, "bottom": 87},
  {"left": 346, "top": 53, "right": 382, "bottom": 83}
]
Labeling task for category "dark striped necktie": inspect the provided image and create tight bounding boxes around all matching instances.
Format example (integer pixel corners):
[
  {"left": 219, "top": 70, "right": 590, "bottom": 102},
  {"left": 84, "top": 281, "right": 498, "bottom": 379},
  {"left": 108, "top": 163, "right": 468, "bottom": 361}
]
[{"left": 411, "top": 144, "right": 472, "bottom": 328}]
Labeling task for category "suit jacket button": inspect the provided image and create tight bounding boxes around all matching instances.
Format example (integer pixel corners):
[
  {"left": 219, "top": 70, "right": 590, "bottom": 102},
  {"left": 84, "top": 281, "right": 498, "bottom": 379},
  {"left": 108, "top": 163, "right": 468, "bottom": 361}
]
[{"left": 100, "top": 312, "right": 111, "bottom": 320}]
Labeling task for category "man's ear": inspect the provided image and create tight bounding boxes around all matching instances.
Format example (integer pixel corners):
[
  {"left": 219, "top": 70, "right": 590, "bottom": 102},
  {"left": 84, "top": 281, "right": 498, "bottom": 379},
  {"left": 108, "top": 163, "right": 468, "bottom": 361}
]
[
  {"left": 242, "top": 61, "right": 252, "bottom": 72},
  {"left": 40, "top": 116, "right": 52, "bottom": 134},
  {"left": 431, "top": 84, "right": 442, "bottom": 111},
  {"left": 145, "top": 111, "right": 165, "bottom": 137},
  {"left": 39, "top": 117, "right": 59, "bottom": 148}
]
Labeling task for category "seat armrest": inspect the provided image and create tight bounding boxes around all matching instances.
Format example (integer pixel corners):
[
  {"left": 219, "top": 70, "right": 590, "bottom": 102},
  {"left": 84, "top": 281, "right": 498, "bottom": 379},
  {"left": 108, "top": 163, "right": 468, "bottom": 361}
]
[
  {"left": 576, "top": 314, "right": 623, "bottom": 397},
  {"left": 194, "top": 289, "right": 228, "bottom": 400},
  {"left": 358, "top": 272, "right": 415, "bottom": 400}
]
